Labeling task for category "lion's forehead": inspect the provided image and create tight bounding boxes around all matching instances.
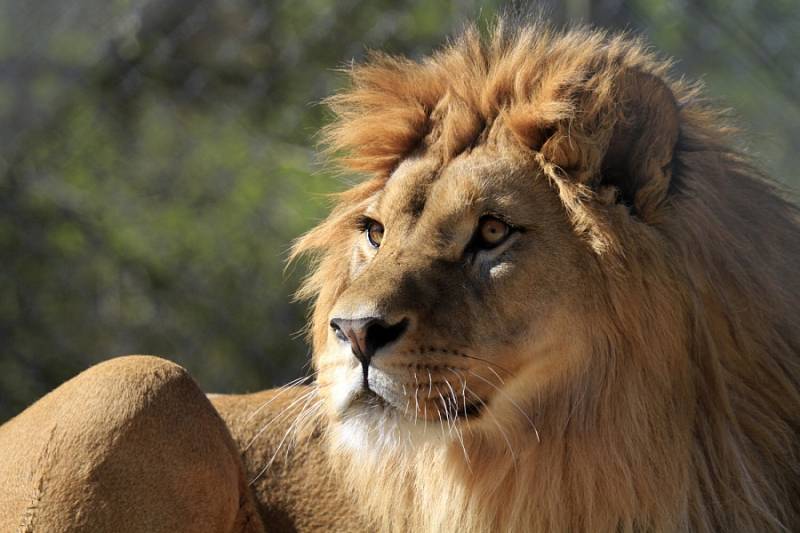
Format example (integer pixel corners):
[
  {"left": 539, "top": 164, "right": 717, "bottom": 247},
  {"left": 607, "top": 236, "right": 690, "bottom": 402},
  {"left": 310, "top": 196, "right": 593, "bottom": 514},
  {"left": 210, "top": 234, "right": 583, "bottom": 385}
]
[
  {"left": 379, "top": 156, "right": 438, "bottom": 218},
  {"left": 379, "top": 151, "right": 540, "bottom": 232}
]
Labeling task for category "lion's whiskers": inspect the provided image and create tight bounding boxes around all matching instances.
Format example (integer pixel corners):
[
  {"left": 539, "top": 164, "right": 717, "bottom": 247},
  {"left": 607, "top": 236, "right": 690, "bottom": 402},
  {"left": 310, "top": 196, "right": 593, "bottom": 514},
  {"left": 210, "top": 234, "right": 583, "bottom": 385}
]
[
  {"left": 244, "top": 386, "right": 319, "bottom": 452},
  {"left": 244, "top": 374, "right": 311, "bottom": 424},
  {"left": 469, "top": 369, "right": 540, "bottom": 442},
  {"left": 443, "top": 377, "right": 472, "bottom": 469},
  {"left": 465, "top": 387, "right": 518, "bottom": 466},
  {"left": 485, "top": 366, "right": 506, "bottom": 386},
  {"left": 413, "top": 371, "right": 419, "bottom": 427},
  {"left": 446, "top": 367, "right": 471, "bottom": 421},
  {"left": 436, "top": 391, "right": 452, "bottom": 434},
  {"left": 248, "top": 389, "right": 322, "bottom": 486},
  {"left": 458, "top": 352, "right": 512, "bottom": 376},
  {"left": 443, "top": 377, "right": 459, "bottom": 419}
]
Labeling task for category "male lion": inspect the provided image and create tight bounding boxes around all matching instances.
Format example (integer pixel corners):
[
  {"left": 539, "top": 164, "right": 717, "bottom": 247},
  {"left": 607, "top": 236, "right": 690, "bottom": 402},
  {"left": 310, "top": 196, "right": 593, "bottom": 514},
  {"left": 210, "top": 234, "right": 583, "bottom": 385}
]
[{"left": 2, "top": 18, "right": 799, "bottom": 533}]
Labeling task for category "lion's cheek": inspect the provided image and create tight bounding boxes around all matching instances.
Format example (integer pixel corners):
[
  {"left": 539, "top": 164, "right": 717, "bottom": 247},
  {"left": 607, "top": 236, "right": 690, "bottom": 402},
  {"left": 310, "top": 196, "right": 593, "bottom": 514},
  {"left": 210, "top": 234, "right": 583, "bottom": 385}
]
[{"left": 484, "top": 295, "right": 592, "bottom": 382}]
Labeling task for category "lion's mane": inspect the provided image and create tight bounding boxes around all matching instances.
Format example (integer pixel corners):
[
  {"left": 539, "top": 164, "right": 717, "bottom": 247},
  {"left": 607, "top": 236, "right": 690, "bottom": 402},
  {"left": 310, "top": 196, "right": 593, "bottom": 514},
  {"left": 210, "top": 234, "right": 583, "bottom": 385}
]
[{"left": 292, "top": 18, "right": 800, "bottom": 533}]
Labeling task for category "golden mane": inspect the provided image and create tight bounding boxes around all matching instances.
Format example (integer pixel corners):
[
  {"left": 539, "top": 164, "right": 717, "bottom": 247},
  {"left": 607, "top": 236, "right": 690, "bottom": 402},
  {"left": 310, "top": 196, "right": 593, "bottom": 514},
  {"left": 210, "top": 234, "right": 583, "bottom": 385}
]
[{"left": 292, "top": 18, "right": 800, "bottom": 532}]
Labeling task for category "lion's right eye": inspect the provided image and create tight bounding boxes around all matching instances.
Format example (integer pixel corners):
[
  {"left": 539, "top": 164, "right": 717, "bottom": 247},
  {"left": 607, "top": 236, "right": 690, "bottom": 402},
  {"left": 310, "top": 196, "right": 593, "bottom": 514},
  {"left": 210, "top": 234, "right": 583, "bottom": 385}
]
[
  {"left": 473, "top": 216, "right": 511, "bottom": 250},
  {"left": 365, "top": 220, "right": 384, "bottom": 248}
]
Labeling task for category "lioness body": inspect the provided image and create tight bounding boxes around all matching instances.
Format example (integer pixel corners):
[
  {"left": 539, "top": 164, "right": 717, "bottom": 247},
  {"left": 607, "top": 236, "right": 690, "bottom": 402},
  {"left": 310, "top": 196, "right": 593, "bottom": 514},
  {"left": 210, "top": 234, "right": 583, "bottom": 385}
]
[
  {"left": 0, "top": 356, "right": 265, "bottom": 532},
  {"left": 2, "top": 18, "right": 799, "bottom": 533},
  {"left": 0, "top": 356, "right": 358, "bottom": 532}
]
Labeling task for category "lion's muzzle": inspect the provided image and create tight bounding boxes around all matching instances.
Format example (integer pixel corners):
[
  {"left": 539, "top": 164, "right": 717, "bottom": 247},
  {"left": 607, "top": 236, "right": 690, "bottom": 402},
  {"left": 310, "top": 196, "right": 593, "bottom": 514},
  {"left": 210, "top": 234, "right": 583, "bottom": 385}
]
[{"left": 330, "top": 316, "right": 409, "bottom": 381}]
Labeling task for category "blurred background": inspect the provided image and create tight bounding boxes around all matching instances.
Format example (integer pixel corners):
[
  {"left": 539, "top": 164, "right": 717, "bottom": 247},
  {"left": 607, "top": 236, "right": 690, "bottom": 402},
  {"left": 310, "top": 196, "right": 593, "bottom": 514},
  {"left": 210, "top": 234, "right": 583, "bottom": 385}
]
[{"left": 1, "top": 0, "right": 798, "bottom": 422}]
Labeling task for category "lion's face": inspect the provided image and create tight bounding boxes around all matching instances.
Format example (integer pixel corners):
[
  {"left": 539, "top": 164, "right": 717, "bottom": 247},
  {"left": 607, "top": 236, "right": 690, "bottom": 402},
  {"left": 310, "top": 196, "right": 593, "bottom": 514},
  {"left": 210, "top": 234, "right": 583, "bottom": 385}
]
[{"left": 316, "top": 140, "right": 594, "bottom": 448}]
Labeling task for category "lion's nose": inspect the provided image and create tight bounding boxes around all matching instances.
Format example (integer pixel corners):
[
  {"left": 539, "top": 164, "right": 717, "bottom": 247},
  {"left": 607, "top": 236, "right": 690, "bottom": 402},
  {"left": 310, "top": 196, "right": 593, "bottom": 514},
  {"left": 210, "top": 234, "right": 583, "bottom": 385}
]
[{"left": 329, "top": 316, "right": 409, "bottom": 365}]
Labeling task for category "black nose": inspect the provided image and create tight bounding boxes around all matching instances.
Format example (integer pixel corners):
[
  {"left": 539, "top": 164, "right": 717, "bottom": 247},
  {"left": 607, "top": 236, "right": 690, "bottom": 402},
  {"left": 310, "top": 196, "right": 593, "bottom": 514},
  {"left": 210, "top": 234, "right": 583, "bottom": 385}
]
[{"left": 329, "top": 316, "right": 409, "bottom": 365}]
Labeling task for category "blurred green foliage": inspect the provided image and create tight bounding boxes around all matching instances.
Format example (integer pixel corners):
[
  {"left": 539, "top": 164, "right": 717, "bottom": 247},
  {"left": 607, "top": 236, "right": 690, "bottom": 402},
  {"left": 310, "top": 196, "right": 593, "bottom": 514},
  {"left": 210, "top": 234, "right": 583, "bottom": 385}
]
[{"left": 1, "top": 0, "right": 798, "bottom": 422}]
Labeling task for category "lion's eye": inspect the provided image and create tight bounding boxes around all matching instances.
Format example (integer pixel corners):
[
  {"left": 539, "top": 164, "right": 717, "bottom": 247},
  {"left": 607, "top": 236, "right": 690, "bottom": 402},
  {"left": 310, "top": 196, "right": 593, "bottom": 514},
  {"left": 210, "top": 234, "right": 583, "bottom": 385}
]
[
  {"left": 475, "top": 216, "right": 510, "bottom": 249},
  {"left": 366, "top": 220, "right": 384, "bottom": 248}
]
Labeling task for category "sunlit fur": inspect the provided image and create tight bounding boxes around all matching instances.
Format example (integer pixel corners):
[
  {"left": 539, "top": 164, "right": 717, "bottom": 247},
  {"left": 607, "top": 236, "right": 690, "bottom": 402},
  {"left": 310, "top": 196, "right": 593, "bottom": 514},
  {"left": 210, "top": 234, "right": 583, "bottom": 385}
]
[{"left": 290, "top": 17, "right": 800, "bottom": 533}]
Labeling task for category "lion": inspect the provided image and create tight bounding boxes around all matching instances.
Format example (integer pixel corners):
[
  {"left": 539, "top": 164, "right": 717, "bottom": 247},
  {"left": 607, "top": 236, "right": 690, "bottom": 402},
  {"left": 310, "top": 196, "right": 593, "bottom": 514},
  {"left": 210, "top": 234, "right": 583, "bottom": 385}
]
[{"left": 2, "top": 17, "right": 799, "bottom": 533}]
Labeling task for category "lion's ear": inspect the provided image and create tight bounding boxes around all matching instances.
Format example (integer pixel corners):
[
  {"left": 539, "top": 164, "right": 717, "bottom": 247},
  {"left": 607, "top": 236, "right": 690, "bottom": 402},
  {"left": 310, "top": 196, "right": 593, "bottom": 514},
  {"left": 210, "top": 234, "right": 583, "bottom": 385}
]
[{"left": 540, "top": 69, "right": 680, "bottom": 218}]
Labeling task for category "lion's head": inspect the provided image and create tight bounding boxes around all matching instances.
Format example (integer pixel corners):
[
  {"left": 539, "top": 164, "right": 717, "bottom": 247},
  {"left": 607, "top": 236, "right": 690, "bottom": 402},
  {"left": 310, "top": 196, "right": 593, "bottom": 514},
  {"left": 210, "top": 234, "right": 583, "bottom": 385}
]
[{"left": 292, "top": 19, "right": 800, "bottom": 533}]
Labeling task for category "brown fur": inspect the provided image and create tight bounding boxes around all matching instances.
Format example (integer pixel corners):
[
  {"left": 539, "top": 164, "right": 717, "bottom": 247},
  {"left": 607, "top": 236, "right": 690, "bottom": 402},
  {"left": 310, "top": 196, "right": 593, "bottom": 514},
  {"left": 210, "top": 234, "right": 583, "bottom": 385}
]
[
  {"left": 0, "top": 356, "right": 265, "bottom": 532},
  {"left": 0, "top": 356, "right": 361, "bottom": 532},
  {"left": 212, "top": 386, "right": 364, "bottom": 531},
  {"left": 1, "top": 18, "right": 798, "bottom": 533},
  {"left": 292, "top": 18, "right": 800, "bottom": 533}
]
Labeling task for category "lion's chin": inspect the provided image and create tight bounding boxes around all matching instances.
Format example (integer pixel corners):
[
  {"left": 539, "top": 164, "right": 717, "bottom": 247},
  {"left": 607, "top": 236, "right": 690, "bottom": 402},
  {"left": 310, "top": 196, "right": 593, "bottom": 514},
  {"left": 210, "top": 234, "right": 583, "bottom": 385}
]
[
  {"left": 333, "top": 387, "right": 482, "bottom": 453},
  {"left": 334, "top": 405, "right": 449, "bottom": 454}
]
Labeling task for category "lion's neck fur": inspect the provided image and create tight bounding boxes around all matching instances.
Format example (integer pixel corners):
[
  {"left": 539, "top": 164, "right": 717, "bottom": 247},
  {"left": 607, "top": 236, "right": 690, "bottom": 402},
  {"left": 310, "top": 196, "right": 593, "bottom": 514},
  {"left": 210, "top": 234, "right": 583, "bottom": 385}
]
[{"left": 327, "top": 397, "right": 693, "bottom": 532}]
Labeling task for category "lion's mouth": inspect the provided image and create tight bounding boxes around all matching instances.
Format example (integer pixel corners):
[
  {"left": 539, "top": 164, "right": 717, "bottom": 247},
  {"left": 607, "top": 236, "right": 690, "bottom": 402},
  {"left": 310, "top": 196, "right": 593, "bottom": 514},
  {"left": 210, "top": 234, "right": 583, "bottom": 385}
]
[
  {"left": 459, "top": 400, "right": 483, "bottom": 419},
  {"left": 351, "top": 385, "right": 485, "bottom": 422}
]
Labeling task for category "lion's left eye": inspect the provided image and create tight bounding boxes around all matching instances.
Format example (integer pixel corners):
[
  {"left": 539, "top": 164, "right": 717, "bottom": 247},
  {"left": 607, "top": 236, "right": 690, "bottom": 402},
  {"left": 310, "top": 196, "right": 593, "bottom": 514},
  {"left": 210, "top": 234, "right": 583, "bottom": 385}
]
[
  {"left": 474, "top": 216, "right": 510, "bottom": 249},
  {"left": 365, "top": 220, "right": 384, "bottom": 248}
]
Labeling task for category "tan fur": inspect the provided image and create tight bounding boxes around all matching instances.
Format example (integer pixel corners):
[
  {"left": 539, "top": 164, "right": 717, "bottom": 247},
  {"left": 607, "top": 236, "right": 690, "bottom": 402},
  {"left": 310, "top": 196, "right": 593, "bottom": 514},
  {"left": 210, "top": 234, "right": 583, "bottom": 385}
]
[
  {"left": 0, "top": 356, "right": 360, "bottom": 532},
  {"left": 0, "top": 356, "right": 264, "bottom": 532},
  {"left": 292, "top": 18, "right": 800, "bottom": 533},
  {"left": 1, "top": 18, "right": 798, "bottom": 533},
  {"left": 212, "top": 386, "right": 364, "bottom": 531}
]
